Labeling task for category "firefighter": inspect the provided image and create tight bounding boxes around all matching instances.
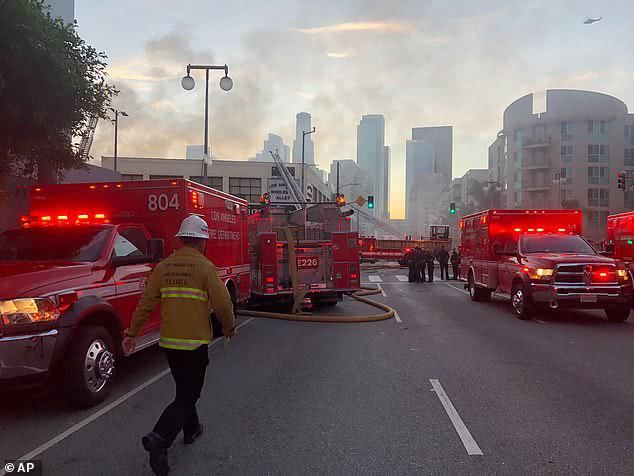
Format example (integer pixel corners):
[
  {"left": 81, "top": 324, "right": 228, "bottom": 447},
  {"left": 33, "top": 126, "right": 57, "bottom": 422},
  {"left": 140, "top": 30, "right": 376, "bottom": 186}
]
[
  {"left": 425, "top": 248, "right": 435, "bottom": 282},
  {"left": 438, "top": 246, "right": 450, "bottom": 280},
  {"left": 405, "top": 248, "right": 417, "bottom": 282},
  {"left": 451, "top": 248, "right": 461, "bottom": 280},
  {"left": 122, "top": 215, "right": 236, "bottom": 476},
  {"left": 415, "top": 246, "right": 426, "bottom": 282}
]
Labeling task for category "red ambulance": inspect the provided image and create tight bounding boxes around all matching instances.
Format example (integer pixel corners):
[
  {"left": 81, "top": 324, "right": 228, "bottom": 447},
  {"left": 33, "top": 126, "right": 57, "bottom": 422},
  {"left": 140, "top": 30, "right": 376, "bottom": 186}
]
[
  {"left": 606, "top": 211, "right": 634, "bottom": 276},
  {"left": 460, "top": 209, "right": 632, "bottom": 321},
  {"left": 0, "top": 179, "right": 249, "bottom": 406}
]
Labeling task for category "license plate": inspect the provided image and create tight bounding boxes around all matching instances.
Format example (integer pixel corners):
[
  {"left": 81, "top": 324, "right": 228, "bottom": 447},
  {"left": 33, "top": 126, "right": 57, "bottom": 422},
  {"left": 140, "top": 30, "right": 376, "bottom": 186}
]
[
  {"left": 297, "top": 257, "right": 319, "bottom": 269},
  {"left": 580, "top": 294, "right": 597, "bottom": 303}
]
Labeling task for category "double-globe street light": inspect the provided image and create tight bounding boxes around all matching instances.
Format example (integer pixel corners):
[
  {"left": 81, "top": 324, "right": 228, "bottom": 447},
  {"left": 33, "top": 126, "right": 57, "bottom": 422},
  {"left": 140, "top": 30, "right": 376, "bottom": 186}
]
[{"left": 181, "top": 64, "right": 233, "bottom": 177}]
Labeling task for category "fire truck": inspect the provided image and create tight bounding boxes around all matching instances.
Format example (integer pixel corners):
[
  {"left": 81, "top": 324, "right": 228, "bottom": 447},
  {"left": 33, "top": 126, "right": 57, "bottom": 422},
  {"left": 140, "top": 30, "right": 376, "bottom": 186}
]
[
  {"left": 460, "top": 209, "right": 632, "bottom": 321},
  {"left": 0, "top": 179, "right": 249, "bottom": 406},
  {"left": 359, "top": 226, "right": 451, "bottom": 263},
  {"left": 606, "top": 211, "right": 634, "bottom": 286},
  {"left": 248, "top": 202, "right": 360, "bottom": 307}
]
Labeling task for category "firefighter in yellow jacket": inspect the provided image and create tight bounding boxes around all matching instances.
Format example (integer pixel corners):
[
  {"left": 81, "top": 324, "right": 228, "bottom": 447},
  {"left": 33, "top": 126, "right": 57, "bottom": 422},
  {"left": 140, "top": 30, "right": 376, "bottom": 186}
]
[{"left": 122, "top": 215, "right": 235, "bottom": 476}]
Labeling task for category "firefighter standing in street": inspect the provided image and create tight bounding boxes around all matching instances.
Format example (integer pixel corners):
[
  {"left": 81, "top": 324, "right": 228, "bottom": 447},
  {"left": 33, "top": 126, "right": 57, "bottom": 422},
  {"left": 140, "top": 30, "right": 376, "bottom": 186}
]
[
  {"left": 405, "top": 248, "right": 416, "bottom": 282},
  {"left": 122, "top": 215, "right": 236, "bottom": 476},
  {"left": 438, "top": 246, "right": 450, "bottom": 280},
  {"left": 415, "top": 246, "right": 426, "bottom": 283},
  {"left": 450, "top": 248, "right": 461, "bottom": 280},
  {"left": 424, "top": 249, "right": 435, "bottom": 282}
]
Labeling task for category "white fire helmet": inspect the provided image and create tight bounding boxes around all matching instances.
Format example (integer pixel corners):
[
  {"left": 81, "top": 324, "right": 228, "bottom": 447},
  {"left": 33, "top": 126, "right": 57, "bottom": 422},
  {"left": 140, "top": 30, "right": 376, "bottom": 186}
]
[{"left": 175, "top": 215, "right": 209, "bottom": 239}]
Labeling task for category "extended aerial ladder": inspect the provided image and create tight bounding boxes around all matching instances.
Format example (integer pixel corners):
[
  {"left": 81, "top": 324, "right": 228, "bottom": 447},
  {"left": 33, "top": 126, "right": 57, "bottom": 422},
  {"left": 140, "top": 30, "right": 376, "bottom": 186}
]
[
  {"left": 268, "top": 149, "right": 305, "bottom": 210},
  {"left": 77, "top": 81, "right": 104, "bottom": 161},
  {"left": 348, "top": 204, "right": 406, "bottom": 239}
]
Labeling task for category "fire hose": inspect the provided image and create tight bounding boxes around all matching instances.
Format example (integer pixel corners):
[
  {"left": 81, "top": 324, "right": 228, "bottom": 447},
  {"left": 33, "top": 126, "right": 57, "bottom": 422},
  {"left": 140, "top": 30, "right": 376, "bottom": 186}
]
[{"left": 238, "top": 286, "right": 395, "bottom": 323}]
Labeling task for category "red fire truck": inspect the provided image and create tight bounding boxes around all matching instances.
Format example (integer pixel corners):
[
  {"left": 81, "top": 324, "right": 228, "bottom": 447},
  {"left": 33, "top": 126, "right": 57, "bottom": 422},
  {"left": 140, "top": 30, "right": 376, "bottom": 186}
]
[
  {"left": 606, "top": 211, "right": 634, "bottom": 274},
  {"left": 249, "top": 202, "right": 360, "bottom": 306},
  {"left": 460, "top": 209, "right": 632, "bottom": 321},
  {"left": 359, "top": 236, "right": 452, "bottom": 263},
  {"left": 0, "top": 179, "right": 249, "bottom": 406}
]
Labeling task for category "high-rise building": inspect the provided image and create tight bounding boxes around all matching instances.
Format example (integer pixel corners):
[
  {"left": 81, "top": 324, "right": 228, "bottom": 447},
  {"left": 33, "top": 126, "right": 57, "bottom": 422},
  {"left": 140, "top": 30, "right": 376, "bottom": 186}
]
[
  {"left": 253, "top": 134, "right": 290, "bottom": 163},
  {"left": 292, "top": 112, "right": 314, "bottom": 165},
  {"left": 356, "top": 114, "right": 388, "bottom": 218},
  {"left": 405, "top": 126, "right": 453, "bottom": 234},
  {"left": 44, "top": 0, "right": 74, "bottom": 24},
  {"left": 383, "top": 146, "right": 390, "bottom": 219},
  {"left": 493, "top": 89, "right": 634, "bottom": 241}
]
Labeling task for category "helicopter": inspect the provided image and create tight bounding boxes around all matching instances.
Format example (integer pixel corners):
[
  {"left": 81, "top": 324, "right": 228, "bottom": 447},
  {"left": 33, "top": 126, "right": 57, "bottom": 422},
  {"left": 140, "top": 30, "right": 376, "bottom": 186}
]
[{"left": 583, "top": 17, "right": 602, "bottom": 24}]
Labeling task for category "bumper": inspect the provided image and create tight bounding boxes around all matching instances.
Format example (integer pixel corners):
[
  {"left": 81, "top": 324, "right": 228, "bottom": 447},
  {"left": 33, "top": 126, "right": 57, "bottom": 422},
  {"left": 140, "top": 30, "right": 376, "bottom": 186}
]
[
  {"left": 530, "top": 283, "right": 632, "bottom": 308},
  {"left": 0, "top": 327, "right": 75, "bottom": 390}
]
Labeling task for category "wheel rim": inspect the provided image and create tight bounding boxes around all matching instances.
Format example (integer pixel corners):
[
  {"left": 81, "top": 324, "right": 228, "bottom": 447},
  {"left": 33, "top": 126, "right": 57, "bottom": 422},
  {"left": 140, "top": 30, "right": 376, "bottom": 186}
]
[
  {"left": 468, "top": 276, "right": 475, "bottom": 297},
  {"left": 512, "top": 289, "right": 524, "bottom": 314},
  {"left": 83, "top": 339, "right": 114, "bottom": 393}
]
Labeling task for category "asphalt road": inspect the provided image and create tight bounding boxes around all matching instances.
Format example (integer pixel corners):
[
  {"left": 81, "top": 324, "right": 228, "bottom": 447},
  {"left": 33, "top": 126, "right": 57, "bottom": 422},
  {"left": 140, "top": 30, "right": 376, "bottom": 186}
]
[{"left": 2, "top": 266, "right": 634, "bottom": 475}]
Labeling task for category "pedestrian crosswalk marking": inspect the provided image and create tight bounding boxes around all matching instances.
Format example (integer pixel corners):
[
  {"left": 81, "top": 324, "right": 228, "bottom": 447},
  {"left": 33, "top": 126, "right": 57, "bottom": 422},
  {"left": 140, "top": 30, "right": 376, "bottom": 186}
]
[
  {"left": 395, "top": 275, "right": 408, "bottom": 282},
  {"left": 368, "top": 275, "right": 383, "bottom": 282}
]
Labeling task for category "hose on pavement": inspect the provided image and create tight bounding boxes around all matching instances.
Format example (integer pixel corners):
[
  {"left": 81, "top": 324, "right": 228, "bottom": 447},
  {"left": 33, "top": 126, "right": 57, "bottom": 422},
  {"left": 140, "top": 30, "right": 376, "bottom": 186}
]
[{"left": 238, "top": 286, "right": 396, "bottom": 323}]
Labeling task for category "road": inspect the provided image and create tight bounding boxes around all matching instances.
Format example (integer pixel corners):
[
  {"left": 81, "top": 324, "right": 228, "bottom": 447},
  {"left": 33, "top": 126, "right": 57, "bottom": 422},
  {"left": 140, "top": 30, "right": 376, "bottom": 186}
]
[{"left": 2, "top": 266, "right": 634, "bottom": 474}]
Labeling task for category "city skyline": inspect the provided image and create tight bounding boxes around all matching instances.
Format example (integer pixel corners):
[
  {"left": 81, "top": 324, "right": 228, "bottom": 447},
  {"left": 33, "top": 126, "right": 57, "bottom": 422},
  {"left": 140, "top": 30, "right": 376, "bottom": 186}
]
[{"left": 77, "top": 0, "right": 633, "bottom": 219}]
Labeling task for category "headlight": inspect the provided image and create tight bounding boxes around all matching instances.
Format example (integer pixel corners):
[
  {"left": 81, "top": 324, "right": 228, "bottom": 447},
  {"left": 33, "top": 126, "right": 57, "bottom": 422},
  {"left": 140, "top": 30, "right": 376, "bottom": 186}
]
[
  {"left": 617, "top": 268, "right": 629, "bottom": 283},
  {"left": 0, "top": 298, "right": 60, "bottom": 326},
  {"left": 528, "top": 268, "right": 554, "bottom": 280}
]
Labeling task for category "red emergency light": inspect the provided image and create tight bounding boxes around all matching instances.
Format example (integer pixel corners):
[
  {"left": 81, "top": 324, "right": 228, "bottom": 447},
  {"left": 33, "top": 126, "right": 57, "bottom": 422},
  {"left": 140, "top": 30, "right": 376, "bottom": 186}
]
[{"left": 22, "top": 213, "right": 109, "bottom": 227}]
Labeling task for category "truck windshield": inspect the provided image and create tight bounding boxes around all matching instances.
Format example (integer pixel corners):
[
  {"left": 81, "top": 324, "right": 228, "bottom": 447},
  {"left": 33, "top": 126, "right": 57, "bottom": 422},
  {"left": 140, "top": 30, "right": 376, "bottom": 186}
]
[
  {"left": 0, "top": 226, "right": 112, "bottom": 262},
  {"left": 520, "top": 234, "right": 595, "bottom": 254}
]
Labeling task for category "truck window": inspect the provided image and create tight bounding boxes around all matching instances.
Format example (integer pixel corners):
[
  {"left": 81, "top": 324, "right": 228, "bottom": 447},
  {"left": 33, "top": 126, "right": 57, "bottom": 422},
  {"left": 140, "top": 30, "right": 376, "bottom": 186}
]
[
  {"left": 520, "top": 235, "right": 595, "bottom": 254},
  {"left": 112, "top": 228, "right": 147, "bottom": 257},
  {"left": 0, "top": 225, "right": 111, "bottom": 262}
]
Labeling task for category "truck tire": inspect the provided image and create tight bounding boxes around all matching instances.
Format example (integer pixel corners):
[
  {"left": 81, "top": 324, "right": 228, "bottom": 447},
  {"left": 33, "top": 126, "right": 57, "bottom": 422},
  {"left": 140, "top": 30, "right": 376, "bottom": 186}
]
[
  {"left": 604, "top": 306, "right": 630, "bottom": 323},
  {"left": 467, "top": 272, "right": 491, "bottom": 302},
  {"left": 511, "top": 282, "right": 534, "bottom": 320},
  {"left": 66, "top": 326, "right": 116, "bottom": 408}
]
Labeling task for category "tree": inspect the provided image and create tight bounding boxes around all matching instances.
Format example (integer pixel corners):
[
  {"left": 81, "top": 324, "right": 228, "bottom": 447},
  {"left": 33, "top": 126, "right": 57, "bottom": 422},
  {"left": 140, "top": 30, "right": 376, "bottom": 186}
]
[{"left": 0, "top": 0, "right": 117, "bottom": 181}]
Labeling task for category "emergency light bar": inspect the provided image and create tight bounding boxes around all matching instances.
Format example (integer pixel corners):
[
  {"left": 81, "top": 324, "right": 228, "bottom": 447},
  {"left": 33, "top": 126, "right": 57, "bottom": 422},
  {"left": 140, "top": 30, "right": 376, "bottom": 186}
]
[{"left": 21, "top": 213, "right": 109, "bottom": 226}]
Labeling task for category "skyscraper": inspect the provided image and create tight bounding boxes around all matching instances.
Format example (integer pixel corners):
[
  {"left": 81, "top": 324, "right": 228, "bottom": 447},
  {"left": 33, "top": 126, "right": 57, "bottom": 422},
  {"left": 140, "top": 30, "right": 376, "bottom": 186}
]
[
  {"left": 292, "top": 112, "right": 314, "bottom": 165},
  {"left": 253, "top": 134, "right": 290, "bottom": 163},
  {"left": 356, "top": 114, "right": 388, "bottom": 218},
  {"left": 383, "top": 146, "right": 391, "bottom": 219},
  {"left": 411, "top": 126, "right": 453, "bottom": 187}
]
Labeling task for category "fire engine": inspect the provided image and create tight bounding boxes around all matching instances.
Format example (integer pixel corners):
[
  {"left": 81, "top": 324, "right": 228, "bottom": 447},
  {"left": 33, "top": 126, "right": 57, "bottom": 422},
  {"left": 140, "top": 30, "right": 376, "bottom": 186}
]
[
  {"left": 460, "top": 209, "right": 632, "bottom": 321},
  {"left": 249, "top": 201, "right": 360, "bottom": 307},
  {"left": 0, "top": 179, "right": 249, "bottom": 406},
  {"left": 359, "top": 226, "right": 451, "bottom": 263}
]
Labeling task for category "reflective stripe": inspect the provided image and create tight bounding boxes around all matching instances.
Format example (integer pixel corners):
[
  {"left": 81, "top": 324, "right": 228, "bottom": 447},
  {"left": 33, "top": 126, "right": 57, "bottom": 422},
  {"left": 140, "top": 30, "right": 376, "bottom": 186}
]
[
  {"left": 160, "top": 287, "right": 208, "bottom": 302},
  {"left": 159, "top": 336, "right": 210, "bottom": 350}
]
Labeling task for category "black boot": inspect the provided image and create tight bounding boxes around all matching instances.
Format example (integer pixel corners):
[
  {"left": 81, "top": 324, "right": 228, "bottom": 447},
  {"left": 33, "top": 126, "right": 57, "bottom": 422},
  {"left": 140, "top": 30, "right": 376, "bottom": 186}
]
[
  {"left": 184, "top": 424, "right": 204, "bottom": 445},
  {"left": 142, "top": 432, "right": 169, "bottom": 476}
]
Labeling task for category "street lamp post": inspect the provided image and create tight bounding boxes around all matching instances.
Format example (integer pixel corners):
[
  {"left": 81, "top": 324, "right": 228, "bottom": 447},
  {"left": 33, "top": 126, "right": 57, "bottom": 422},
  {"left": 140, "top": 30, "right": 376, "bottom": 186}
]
[
  {"left": 181, "top": 64, "right": 233, "bottom": 178},
  {"left": 111, "top": 109, "right": 128, "bottom": 172}
]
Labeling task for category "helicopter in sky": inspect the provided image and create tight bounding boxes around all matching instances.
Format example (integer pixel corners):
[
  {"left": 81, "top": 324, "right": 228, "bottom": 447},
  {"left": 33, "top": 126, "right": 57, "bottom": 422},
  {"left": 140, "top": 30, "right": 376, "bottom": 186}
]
[{"left": 583, "top": 17, "right": 602, "bottom": 24}]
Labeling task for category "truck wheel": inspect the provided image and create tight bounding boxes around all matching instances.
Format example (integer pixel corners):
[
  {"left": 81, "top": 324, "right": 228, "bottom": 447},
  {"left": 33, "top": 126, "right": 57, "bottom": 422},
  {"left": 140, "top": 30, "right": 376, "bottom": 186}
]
[
  {"left": 66, "top": 326, "right": 116, "bottom": 408},
  {"left": 511, "top": 282, "right": 533, "bottom": 320},
  {"left": 468, "top": 272, "right": 491, "bottom": 302},
  {"left": 604, "top": 306, "right": 630, "bottom": 323}
]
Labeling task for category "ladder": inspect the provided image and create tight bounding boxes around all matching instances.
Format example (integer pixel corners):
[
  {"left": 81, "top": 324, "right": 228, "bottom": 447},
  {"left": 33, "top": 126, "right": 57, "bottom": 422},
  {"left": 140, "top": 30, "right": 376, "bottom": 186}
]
[
  {"left": 78, "top": 113, "right": 99, "bottom": 161},
  {"left": 349, "top": 204, "right": 406, "bottom": 239},
  {"left": 268, "top": 149, "right": 305, "bottom": 210}
]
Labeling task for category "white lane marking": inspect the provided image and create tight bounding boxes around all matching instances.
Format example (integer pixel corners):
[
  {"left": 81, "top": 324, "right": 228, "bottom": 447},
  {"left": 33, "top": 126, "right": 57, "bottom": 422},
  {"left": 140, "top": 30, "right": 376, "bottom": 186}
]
[
  {"left": 430, "top": 379, "right": 483, "bottom": 456},
  {"left": 533, "top": 319, "right": 549, "bottom": 325},
  {"left": 443, "top": 281, "right": 470, "bottom": 295},
  {"left": 2, "top": 318, "right": 256, "bottom": 472},
  {"left": 377, "top": 283, "right": 387, "bottom": 297},
  {"left": 394, "top": 310, "right": 403, "bottom": 323},
  {"left": 368, "top": 275, "right": 383, "bottom": 283},
  {"left": 396, "top": 275, "right": 408, "bottom": 282}
]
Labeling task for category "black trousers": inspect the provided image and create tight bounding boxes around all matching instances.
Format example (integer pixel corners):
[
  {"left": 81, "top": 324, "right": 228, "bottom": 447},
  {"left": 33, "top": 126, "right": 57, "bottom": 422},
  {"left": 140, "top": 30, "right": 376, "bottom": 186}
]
[
  {"left": 452, "top": 264, "right": 460, "bottom": 280},
  {"left": 408, "top": 264, "right": 417, "bottom": 282},
  {"left": 416, "top": 263, "right": 426, "bottom": 282},
  {"left": 440, "top": 262, "right": 449, "bottom": 280},
  {"left": 153, "top": 345, "right": 209, "bottom": 447},
  {"left": 427, "top": 264, "right": 434, "bottom": 282}
]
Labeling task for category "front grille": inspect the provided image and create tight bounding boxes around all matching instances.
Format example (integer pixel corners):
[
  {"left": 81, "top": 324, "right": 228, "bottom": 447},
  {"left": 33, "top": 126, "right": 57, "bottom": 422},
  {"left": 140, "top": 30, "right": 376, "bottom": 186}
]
[{"left": 554, "top": 264, "right": 617, "bottom": 285}]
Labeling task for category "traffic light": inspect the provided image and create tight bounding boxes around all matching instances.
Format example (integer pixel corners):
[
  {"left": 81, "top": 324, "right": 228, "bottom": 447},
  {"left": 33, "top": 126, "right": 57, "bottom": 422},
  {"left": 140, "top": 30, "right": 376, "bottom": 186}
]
[
  {"left": 618, "top": 172, "right": 626, "bottom": 190},
  {"left": 336, "top": 193, "right": 346, "bottom": 207},
  {"left": 449, "top": 202, "right": 456, "bottom": 214},
  {"left": 367, "top": 195, "right": 374, "bottom": 209}
]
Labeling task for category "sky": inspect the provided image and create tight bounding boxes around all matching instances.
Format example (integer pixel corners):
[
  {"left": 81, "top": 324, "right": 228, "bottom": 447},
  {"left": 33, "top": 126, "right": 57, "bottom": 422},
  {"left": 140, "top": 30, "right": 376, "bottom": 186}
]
[{"left": 75, "top": 0, "right": 634, "bottom": 219}]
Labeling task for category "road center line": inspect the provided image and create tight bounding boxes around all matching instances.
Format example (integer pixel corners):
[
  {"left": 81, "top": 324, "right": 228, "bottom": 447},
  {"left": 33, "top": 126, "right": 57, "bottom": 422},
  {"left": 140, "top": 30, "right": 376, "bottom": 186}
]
[
  {"left": 430, "top": 379, "right": 483, "bottom": 456},
  {"left": 2, "top": 317, "right": 256, "bottom": 473},
  {"left": 443, "top": 281, "right": 470, "bottom": 295},
  {"left": 376, "top": 283, "right": 387, "bottom": 297}
]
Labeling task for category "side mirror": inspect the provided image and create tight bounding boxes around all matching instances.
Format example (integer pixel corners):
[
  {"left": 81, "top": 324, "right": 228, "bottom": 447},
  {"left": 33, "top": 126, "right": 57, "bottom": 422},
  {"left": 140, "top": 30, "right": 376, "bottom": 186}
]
[
  {"left": 111, "top": 254, "right": 154, "bottom": 267},
  {"left": 599, "top": 250, "right": 614, "bottom": 257},
  {"left": 149, "top": 238, "right": 165, "bottom": 261}
]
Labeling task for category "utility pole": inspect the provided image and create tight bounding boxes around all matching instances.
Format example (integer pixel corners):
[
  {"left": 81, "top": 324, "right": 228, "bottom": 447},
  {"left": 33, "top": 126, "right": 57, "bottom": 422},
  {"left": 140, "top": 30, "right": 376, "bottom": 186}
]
[
  {"left": 336, "top": 161, "right": 340, "bottom": 195},
  {"left": 111, "top": 109, "right": 128, "bottom": 172}
]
